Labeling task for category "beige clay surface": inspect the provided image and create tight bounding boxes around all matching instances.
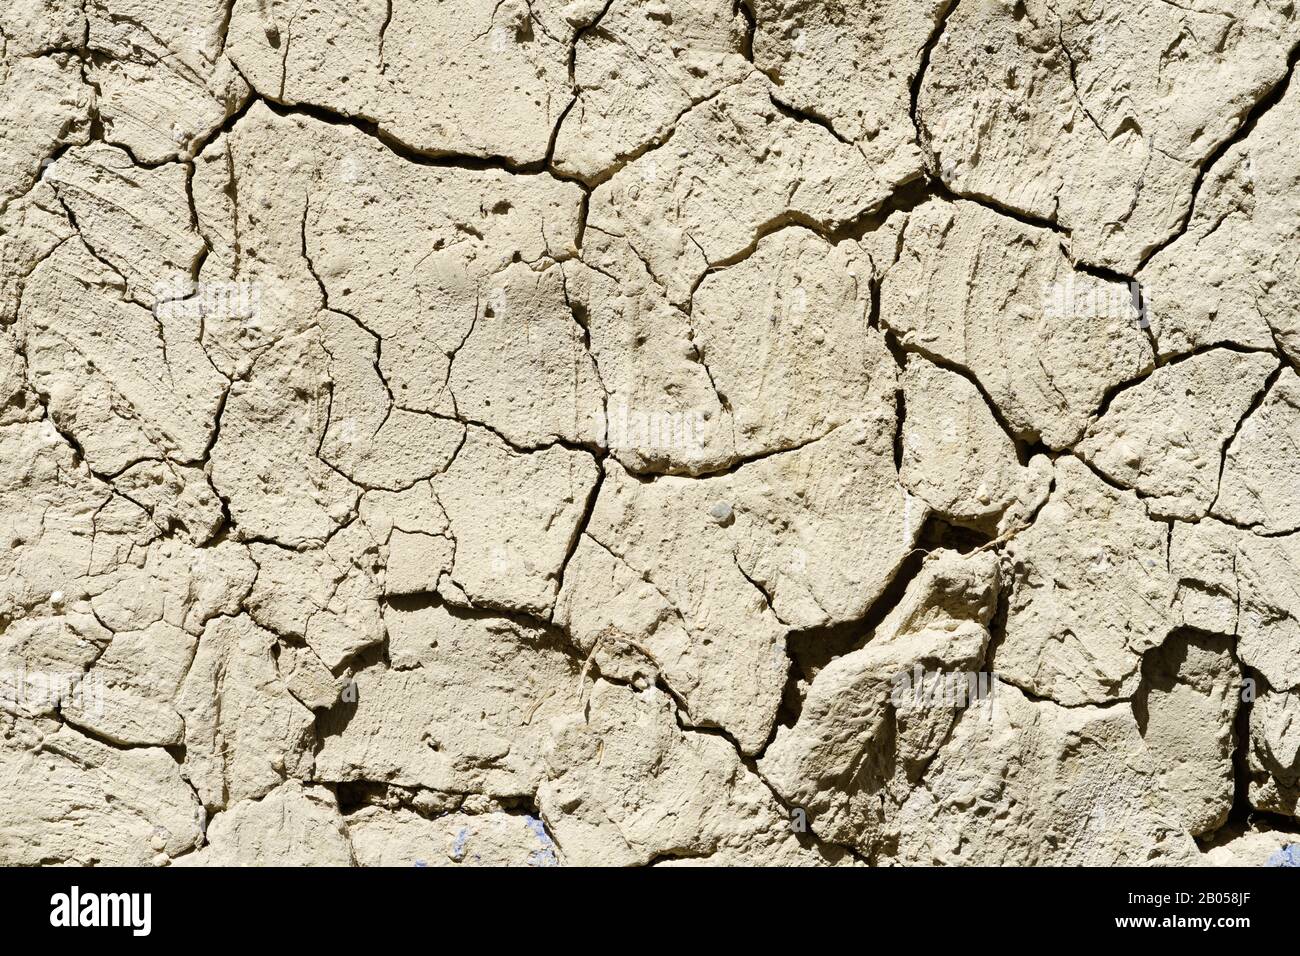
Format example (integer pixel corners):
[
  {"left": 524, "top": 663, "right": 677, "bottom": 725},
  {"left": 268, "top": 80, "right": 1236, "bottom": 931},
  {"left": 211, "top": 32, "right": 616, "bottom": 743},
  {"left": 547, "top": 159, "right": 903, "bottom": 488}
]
[{"left": 0, "top": 0, "right": 1298, "bottom": 867}]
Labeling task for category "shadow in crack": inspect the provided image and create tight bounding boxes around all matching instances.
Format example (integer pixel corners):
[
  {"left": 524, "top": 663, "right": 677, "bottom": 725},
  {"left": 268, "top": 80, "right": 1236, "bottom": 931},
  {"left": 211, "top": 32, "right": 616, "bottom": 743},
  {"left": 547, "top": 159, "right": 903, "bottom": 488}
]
[{"left": 776, "top": 514, "right": 993, "bottom": 732}]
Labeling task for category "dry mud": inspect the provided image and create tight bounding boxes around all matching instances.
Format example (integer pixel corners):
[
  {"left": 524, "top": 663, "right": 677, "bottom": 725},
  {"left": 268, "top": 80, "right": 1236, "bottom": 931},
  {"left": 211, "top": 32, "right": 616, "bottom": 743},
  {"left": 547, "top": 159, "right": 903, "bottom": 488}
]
[{"left": 1, "top": 0, "right": 1299, "bottom": 867}]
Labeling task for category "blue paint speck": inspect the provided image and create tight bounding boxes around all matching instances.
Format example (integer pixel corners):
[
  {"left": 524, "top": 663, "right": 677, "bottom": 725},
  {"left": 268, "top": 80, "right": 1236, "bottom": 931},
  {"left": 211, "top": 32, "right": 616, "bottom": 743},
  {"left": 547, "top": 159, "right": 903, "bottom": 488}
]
[
  {"left": 414, "top": 859, "right": 427, "bottom": 867},
  {"left": 524, "top": 815, "right": 558, "bottom": 867},
  {"left": 1266, "top": 844, "right": 1300, "bottom": 867},
  {"left": 451, "top": 826, "right": 470, "bottom": 861}
]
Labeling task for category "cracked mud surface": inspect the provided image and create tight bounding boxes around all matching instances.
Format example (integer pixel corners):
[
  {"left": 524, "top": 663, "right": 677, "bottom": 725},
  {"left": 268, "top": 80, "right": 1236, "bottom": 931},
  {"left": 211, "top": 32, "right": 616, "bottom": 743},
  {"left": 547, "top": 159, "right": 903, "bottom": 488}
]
[{"left": 1, "top": 0, "right": 1299, "bottom": 867}]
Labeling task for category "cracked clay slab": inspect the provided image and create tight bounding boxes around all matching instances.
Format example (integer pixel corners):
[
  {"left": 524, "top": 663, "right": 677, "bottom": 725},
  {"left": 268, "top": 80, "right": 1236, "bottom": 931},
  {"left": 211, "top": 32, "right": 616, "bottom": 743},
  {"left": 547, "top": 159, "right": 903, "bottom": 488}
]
[{"left": 3, "top": 0, "right": 1300, "bottom": 871}]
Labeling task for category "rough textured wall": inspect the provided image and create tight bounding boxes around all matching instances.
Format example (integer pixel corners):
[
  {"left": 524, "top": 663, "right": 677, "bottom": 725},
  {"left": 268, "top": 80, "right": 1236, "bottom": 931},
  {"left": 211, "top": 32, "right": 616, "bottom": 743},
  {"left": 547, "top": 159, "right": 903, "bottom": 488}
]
[{"left": 0, "top": 0, "right": 1298, "bottom": 867}]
